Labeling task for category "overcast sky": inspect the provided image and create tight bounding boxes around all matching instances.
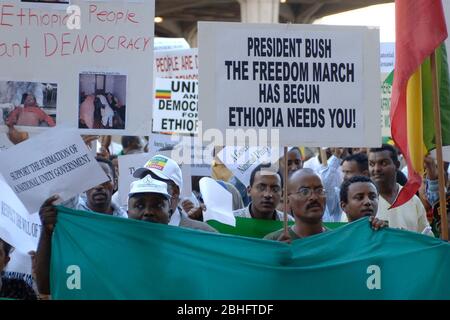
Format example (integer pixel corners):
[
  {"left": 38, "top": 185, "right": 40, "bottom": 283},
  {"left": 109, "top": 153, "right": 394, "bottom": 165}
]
[{"left": 314, "top": 3, "right": 395, "bottom": 42}]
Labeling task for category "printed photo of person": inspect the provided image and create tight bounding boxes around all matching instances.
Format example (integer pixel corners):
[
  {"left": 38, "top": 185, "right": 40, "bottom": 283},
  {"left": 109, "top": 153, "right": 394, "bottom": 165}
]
[
  {"left": 78, "top": 73, "right": 127, "bottom": 130},
  {"left": 0, "top": 81, "right": 57, "bottom": 128}
]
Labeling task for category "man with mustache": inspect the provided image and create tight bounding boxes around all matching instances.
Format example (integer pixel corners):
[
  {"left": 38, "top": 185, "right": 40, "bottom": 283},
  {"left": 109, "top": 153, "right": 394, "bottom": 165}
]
[
  {"left": 369, "top": 145, "right": 432, "bottom": 235},
  {"left": 233, "top": 163, "right": 293, "bottom": 221},
  {"left": 264, "top": 168, "right": 327, "bottom": 241}
]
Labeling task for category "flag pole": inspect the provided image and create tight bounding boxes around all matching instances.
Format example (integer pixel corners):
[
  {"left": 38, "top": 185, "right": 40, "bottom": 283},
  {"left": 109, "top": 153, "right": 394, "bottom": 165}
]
[
  {"left": 283, "top": 146, "right": 289, "bottom": 236},
  {"left": 430, "top": 51, "right": 448, "bottom": 241},
  {"left": 319, "top": 147, "right": 328, "bottom": 166}
]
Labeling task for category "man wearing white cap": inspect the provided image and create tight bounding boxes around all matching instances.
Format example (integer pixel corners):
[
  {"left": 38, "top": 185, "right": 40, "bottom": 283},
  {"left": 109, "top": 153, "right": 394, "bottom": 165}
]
[
  {"left": 133, "top": 155, "right": 217, "bottom": 232},
  {"left": 127, "top": 176, "right": 172, "bottom": 224}
]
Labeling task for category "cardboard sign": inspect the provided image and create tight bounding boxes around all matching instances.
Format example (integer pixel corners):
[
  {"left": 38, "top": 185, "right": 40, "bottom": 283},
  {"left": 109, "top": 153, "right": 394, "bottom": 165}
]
[
  {"left": 199, "top": 177, "right": 235, "bottom": 226},
  {"left": 217, "top": 146, "right": 281, "bottom": 187},
  {"left": 0, "top": 128, "right": 108, "bottom": 213},
  {"left": 154, "top": 37, "right": 190, "bottom": 51},
  {"left": 118, "top": 152, "right": 194, "bottom": 206},
  {"left": 154, "top": 48, "right": 198, "bottom": 80},
  {"left": 0, "top": 0, "right": 155, "bottom": 136},
  {"left": 0, "top": 175, "right": 41, "bottom": 254},
  {"left": 198, "top": 22, "right": 380, "bottom": 147},
  {"left": 153, "top": 78, "right": 198, "bottom": 134}
]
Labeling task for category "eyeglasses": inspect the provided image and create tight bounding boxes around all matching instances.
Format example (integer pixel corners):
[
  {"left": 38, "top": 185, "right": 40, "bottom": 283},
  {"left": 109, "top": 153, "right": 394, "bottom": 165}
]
[
  {"left": 292, "top": 187, "right": 326, "bottom": 198},
  {"left": 254, "top": 184, "right": 281, "bottom": 193}
]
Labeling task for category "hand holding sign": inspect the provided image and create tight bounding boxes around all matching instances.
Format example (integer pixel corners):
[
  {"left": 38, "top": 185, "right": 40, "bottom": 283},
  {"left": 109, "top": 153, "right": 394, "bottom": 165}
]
[{"left": 0, "top": 128, "right": 109, "bottom": 213}]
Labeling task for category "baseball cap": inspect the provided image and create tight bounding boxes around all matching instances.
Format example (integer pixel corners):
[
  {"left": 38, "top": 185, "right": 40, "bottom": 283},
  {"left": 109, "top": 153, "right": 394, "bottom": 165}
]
[
  {"left": 128, "top": 175, "right": 171, "bottom": 199},
  {"left": 133, "top": 155, "right": 183, "bottom": 190}
]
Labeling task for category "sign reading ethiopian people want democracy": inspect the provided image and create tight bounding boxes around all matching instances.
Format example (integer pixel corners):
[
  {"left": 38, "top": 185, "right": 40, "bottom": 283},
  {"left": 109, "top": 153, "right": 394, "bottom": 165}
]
[
  {"left": 0, "top": 0, "right": 155, "bottom": 135},
  {"left": 198, "top": 22, "right": 380, "bottom": 147}
]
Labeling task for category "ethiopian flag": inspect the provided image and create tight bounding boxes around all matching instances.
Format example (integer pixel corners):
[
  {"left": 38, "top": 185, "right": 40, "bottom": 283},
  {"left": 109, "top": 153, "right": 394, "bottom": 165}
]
[
  {"left": 390, "top": 0, "right": 450, "bottom": 208},
  {"left": 155, "top": 89, "right": 171, "bottom": 99}
]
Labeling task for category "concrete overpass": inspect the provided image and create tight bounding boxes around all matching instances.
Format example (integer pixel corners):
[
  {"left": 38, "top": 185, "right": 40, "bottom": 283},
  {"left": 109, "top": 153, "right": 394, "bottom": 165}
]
[{"left": 155, "top": 0, "right": 394, "bottom": 46}]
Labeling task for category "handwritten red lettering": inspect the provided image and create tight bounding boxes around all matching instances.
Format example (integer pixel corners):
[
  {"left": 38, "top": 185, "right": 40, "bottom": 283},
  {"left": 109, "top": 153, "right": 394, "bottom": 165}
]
[
  {"left": 89, "top": 5, "right": 97, "bottom": 23},
  {"left": 17, "top": 8, "right": 26, "bottom": 26},
  {"left": 73, "top": 34, "right": 89, "bottom": 54},
  {"left": 127, "top": 12, "right": 138, "bottom": 23},
  {"left": 60, "top": 32, "right": 71, "bottom": 56},
  {"left": 92, "top": 35, "right": 106, "bottom": 53},
  {"left": 89, "top": 5, "right": 139, "bottom": 24},
  {"left": 0, "top": 38, "right": 30, "bottom": 58},
  {"left": 42, "top": 14, "right": 50, "bottom": 26},
  {"left": 107, "top": 36, "right": 115, "bottom": 49},
  {"left": 44, "top": 33, "right": 58, "bottom": 57},
  {"left": 0, "top": 4, "right": 13, "bottom": 27},
  {"left": 143, "top": 38, "right": 151, "bottom": 50},
  {"left": 118, "top": 36, "right": 127, "bottom": 49}
]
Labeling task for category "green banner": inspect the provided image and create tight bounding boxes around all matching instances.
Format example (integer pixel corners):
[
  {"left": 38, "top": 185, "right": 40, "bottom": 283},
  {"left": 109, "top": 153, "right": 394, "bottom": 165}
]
[
  {"left": 51, "top": 207, "right": 450, "bottom": 299},
  {"left": 207, "top": 217, "right": 345, "bottom": 238}
]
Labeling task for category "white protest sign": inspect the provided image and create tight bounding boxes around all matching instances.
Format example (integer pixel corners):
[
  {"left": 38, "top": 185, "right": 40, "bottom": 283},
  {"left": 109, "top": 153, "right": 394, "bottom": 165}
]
[
  {"left": 149, "top": 133, "right": 211, "bottom": 177},
  {"left": 199, "top": 177, "right": 235, "bottom": 227},
  {"left": 148, "top": 132, "right": 180, "bottom": 154},
  {"left": 0, "top": 128, "right": 108, "bottom": 213},
  {"left": 380, "top": 42, "right": 395, "bottom": 74},
  {"left": 381, "top": 72, "right": 393, "bottom": 139},
  {"left": 0, "top": 133, "right": 13, "bottom": 151},
  {"left": 380, "top": 42, "right": 395, "bottom": 139},
  {"left": 0, "top": 175, "right": 41, "bottom": 254},
  {"left": 153, "top": 78, "right": 198, "bottom": 134},
  {"left": 3, "top": 250, "right": 33, "bottom": 287},
  {"left": 0, "top": 1, "right": 154, "bottom": 136},
  {"left": 154, "top": 48, "right": 199, "bottom": 80},
  {"left": 118, "top": 152, "right": 195, "bottom": 206},
  {"left": 217, "top": 146, "right": 280, "bottom": 187},
  {"left": 118, "top": 153, "right": 153, "bottom": 206},
  {"left": 154, "top": 37, "right": 190, "bottom": 51},
  {"left": 199, "top": 22, "right": 380, "bottom": 147}
]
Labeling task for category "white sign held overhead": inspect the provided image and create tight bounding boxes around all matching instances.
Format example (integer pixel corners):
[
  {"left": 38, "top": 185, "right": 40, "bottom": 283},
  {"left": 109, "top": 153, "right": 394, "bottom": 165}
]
[
  {"left": 217, "top": 146, "right": 280, "bottom": 188},
  {"left": 153, "top": 78, "right": 199, "bottom": 135},
  {"left": 154, "top": 37, "right": 190, "bottom": 51},
  {"left": 0, "top": 1, "right": 155, "bottom": 136},
  {"left": 0, "top": 175, "right": 41, "bottom": 254},
  {"left": 154, "top": 48, "right": 199, "bottom": 80},
  {"left": 118, "top": 153, "right": 153, "bottom": 207},
  {"left": 198, "top": 22, "right": 380, "bottom": 147},
  {"left": 0, "top": 128, "right": 108, "bottom": 213},
  {"left": 118, "top": 152, "right": 194, "bottom": 206},
  {"left": 199, "top": 177, "right": 235, "bottom": 227}
]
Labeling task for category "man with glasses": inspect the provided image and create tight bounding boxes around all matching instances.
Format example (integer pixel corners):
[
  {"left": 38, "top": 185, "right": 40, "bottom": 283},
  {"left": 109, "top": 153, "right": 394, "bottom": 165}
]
[
  {"left": 233, "top": 163, "right": 294, "bottom": 221},
  {"left": 264, "top": 168, "right": 327, "bottom": 241}
]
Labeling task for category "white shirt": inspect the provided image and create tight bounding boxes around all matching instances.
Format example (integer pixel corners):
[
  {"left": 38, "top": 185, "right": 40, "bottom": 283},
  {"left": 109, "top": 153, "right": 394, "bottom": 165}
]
[{"left": 376, "top": 184, "right": 432, "bottom": 235}]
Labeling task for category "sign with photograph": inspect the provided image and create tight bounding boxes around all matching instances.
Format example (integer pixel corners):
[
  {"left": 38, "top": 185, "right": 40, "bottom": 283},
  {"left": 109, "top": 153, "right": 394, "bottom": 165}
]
[{"left": 0, "top": 0, "right": 154, "bottom": 135}]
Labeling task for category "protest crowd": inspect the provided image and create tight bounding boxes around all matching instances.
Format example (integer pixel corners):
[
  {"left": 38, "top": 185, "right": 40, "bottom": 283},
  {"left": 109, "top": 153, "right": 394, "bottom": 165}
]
[{"left": 1, "top": 0, "right": 450, "bottom": 300}]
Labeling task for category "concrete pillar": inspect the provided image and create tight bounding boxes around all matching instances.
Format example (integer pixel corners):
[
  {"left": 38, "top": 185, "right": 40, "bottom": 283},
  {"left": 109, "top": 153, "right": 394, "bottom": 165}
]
[
  {"left": 238, "top": 0, "right": 279, "bottom": 23},
  {"left": 186, "top": 26, "right": 198, "bottom": 48}
]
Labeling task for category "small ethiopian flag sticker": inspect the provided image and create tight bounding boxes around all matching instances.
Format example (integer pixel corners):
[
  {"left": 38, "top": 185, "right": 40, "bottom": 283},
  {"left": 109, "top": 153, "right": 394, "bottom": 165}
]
[{"left": 156, "top": 89, "right": 171, "bottom": 99}]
